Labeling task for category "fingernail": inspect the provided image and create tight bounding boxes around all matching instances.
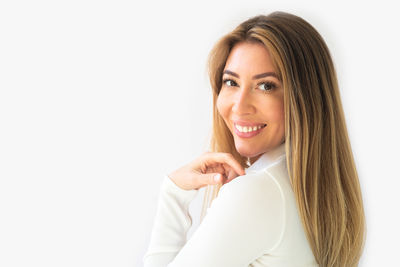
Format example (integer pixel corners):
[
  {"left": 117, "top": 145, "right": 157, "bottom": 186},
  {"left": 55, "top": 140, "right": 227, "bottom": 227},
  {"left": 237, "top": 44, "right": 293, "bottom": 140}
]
[{"left": 214, "top": 174, "right": 221, "bottom": 182}]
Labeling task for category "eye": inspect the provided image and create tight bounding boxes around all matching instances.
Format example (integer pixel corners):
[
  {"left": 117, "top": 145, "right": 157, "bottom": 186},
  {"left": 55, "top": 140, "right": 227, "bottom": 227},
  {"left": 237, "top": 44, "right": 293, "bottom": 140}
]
[
  {"left": 258, "top": 81, "right": 277, "bottom": 92},
  {"left": 222, "top": 79, "right": 238, "bottom": 87}
]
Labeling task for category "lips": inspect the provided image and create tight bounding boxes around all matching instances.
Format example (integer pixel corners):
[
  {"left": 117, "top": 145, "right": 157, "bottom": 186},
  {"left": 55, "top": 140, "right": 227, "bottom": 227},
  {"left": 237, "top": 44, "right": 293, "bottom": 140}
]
[
  {"left": 233, "top": 119, "right": 266, "bottom": 127},
  {"left": 234, "top": 123, "right": 266, "bottom": 133},
  {"left": 232, "top": 120, "right": 267, "bottom": 138}
]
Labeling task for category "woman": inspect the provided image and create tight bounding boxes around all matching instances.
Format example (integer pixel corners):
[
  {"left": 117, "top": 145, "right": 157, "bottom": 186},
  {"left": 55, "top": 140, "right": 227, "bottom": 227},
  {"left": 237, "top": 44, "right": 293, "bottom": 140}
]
[{"left": 143, "top": 11, "right": 365, "bottom": 267}]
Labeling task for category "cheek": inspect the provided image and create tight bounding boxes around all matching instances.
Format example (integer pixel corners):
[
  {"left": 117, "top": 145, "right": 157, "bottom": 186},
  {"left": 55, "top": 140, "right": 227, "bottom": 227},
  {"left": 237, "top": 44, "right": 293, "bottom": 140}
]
[
  {"left": 263, "top": 99, "right": 285, "bottom": 141},
  {"left": 277, "top": 101, "right": 285, "bottom": 122},
  {"left": 263, "top": 98, "right": 285, "bottom": 123},
  {"left": 216, "top": 93, "right": 229, "bottom": 119},
  {"left": 274, "top": 100, "right": 285, "bottom": 134}
]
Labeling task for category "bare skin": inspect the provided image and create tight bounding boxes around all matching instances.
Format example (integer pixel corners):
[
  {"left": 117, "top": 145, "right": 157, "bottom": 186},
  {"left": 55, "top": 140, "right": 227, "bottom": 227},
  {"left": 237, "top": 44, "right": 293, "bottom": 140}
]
[
  {"left": 217, "top": 41, "right": 285, "bottom": 163},
  {"left": 168, "top": 152, "right": 245, "bottom": 190},
  {"left": 168, "top": 41, "right": 284, "bottom": 191}
]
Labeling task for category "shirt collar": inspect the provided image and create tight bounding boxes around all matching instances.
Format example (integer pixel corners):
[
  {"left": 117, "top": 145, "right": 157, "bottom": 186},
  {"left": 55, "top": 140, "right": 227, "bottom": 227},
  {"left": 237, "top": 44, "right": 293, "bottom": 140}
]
[{"left": 244, "top": 142, "right": 286, "bottom": 174}]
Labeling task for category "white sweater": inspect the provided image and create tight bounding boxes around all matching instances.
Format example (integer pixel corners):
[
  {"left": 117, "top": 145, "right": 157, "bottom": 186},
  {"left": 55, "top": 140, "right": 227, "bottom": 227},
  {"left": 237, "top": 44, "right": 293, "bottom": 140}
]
[{"left": 143, "top": 143, "right": 318, "bottom": 267}]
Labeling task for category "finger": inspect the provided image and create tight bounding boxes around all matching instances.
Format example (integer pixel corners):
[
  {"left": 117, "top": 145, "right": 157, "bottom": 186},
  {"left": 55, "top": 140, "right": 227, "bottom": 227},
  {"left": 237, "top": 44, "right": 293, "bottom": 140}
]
[
  {"left": 198, "top": 172, "right": 223, "bottom": 187},
  {"left": 209, "top": 165, "right": 231, "bottom": 184},
  {"left": 202, "top": 153, "right": 245, "bottom": 176},
  {"left": 221, "top": 163, "right": 241, "bottom": 178},
  {"left": 203, "top": 163, "right": 230, "bottom": 184},
  {"left": 224, "top": 168, "right": 240, "bottom": 184},
  {"left": 208, "top": 165, "right": 226, "bottom": 176},
  {"left": 212, "top": 173, "right": 223, "bottom": 184}
]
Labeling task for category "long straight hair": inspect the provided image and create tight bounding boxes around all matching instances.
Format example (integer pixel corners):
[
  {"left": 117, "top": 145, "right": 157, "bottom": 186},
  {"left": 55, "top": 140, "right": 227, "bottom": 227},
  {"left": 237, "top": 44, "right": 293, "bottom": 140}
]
[{"left": 201, "top": 11, "right": 365, "bottom": 267}]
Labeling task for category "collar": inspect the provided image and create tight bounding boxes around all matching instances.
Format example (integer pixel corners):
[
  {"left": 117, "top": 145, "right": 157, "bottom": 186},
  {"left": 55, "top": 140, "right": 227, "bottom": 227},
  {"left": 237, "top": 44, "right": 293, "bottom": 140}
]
[{"left": 244, "top": 142, "right": 286, "bottom": 174}]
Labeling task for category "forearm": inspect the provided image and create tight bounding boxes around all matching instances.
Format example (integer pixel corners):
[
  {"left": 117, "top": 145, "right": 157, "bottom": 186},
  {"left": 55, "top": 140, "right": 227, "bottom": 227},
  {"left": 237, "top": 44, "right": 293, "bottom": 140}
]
[{"left": 143, "top": 176, "right": 198, "bottom": 267}]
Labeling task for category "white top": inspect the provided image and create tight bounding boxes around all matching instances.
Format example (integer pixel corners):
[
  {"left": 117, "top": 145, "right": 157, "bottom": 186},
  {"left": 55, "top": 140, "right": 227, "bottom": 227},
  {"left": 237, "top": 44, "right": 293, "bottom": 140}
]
[{"left": 143, "top": 143, "right": 318, "bottom": 267}]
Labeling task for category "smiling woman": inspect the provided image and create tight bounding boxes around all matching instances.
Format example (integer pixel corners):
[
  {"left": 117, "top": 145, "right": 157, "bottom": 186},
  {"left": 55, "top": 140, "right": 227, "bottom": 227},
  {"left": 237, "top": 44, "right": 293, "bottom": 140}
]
[
  {"left": 143, "top": 11, "right": 365, "bottom": 267},
  {"left": 217, "top": 41, "right": 285, "bottom": 164}
]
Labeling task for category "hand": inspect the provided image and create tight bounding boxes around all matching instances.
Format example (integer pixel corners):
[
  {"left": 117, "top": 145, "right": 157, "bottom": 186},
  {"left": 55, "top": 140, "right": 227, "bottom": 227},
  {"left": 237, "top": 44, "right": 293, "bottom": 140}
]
[{"left": 167, "top": 152, "right": 246, "bottom": 190}]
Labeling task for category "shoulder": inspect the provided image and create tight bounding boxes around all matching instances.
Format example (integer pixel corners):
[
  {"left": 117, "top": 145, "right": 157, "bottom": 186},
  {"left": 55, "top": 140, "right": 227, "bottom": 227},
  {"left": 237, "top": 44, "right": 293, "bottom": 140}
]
[
  {"left": 169, "top": 159, "right": 289, "bottom": 265},
  {"left": 219, "top": 156, "right": 289, "bottom": 206},
  {"left": 219, "top": 170, "right": 283, "bottom": 206},
  {"left": 206, "top": 159, "right": 287, "bottom": 250}
]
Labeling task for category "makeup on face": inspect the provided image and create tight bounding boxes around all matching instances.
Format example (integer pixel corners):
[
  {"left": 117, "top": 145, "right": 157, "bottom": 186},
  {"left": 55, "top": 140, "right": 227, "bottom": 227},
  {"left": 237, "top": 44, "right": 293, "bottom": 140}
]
[{"left": 216, "top": 41, "right": 285, "bottom": 159}]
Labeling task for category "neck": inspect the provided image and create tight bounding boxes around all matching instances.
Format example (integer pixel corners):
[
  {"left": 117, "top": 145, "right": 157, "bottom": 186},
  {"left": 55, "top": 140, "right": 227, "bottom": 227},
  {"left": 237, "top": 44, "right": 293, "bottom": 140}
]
[
  {"left": 247, "top": 142, "right": 286, "bottom": 167},
  {"left": 248, "top": 154, "right": 262, "bottom": 165}
]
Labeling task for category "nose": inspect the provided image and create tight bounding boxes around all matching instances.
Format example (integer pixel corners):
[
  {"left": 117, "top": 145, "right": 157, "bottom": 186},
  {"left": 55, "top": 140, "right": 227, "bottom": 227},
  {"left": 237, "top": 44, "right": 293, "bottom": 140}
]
[{"left": 232, "top": 85, "right": 255, "bottom": 115}]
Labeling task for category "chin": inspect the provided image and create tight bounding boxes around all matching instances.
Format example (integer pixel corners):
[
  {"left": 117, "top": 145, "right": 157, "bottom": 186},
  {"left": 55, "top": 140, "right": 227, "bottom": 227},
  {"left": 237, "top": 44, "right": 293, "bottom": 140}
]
[{"left": 235, "top": 145, "right": 261, "bottom": 158}]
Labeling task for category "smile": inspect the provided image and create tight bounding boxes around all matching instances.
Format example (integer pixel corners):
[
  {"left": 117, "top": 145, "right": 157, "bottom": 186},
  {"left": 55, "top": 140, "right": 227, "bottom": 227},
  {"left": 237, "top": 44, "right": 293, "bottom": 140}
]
[
  {"left": 233, "top": 123, "right": 267, "bottom": 138},
  {"left": 234, "top": 123, "right": 266, "bottom": 133}
]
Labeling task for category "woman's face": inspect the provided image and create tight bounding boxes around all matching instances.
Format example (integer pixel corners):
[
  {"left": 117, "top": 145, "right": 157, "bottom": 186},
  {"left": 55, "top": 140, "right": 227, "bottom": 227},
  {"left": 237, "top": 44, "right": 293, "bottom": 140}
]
[{"left": 217, "top": 41, "right": 285, "bottom": 164}]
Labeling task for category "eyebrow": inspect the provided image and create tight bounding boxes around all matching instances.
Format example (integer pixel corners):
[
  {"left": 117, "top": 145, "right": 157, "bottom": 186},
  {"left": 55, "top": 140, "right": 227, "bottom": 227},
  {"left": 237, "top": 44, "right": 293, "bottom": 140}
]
[{"left": 222, "top": 69, "right": 279, "bottom": 80}]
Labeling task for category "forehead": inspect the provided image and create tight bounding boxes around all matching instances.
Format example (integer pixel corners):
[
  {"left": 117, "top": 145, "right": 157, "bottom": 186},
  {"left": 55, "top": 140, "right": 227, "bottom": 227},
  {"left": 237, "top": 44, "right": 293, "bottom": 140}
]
[{"left": 224, "top": 41, "right": 276, "bottom": 74}]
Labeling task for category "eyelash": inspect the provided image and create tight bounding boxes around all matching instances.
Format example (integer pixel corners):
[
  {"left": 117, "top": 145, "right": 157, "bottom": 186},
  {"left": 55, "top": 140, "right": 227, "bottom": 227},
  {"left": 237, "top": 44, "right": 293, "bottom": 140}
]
[{"left": 222, "top": 78, "right": 278, "bottom": 92}]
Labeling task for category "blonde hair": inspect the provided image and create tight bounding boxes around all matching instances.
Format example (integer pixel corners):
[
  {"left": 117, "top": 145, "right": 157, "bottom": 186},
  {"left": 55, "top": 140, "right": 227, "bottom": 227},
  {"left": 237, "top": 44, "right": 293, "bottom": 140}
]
[{"left": 201, "top": 11, "right": 366, "bottom": 267}]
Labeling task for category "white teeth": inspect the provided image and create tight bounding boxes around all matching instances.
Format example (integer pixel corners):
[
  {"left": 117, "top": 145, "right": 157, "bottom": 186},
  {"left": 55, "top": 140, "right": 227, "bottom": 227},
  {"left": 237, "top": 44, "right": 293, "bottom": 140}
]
[{"left": 235, "top": 124, "right": 265, "bottom": 133}]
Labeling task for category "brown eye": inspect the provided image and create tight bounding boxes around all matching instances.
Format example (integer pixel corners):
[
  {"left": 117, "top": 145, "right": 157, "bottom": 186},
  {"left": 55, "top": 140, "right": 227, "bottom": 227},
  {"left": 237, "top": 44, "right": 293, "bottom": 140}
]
[
  {"left": 258, "top": 81, "right": 277, "bottom": 92},
  {"left": 222, "top": 79, "right": 238, "bottom": 87}
]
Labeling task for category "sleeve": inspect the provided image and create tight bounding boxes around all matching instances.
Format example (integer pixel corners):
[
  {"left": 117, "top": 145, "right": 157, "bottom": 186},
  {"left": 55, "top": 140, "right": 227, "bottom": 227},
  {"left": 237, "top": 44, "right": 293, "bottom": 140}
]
[
  {"left": 143, "top": 172, "right": 285, "bottom": 267},
  {"left": 143, "top": 175, "right": 199, "bottom": 267}
]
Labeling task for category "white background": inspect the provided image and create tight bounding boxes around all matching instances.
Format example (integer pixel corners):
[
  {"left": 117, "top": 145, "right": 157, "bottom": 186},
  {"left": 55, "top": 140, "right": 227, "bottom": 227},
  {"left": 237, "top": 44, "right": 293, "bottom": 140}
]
[{"left": 0, "top": 0, "right": 399, "bottom": 266}]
